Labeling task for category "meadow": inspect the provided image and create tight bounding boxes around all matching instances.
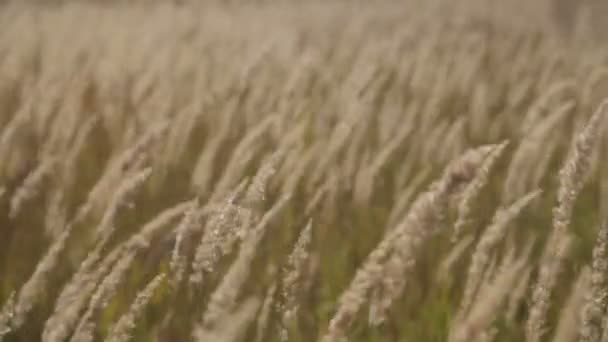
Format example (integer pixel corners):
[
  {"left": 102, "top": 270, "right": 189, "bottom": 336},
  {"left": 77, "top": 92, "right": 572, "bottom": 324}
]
[{"left": 0, "top": 1, "right": 608, "bottom": 341}]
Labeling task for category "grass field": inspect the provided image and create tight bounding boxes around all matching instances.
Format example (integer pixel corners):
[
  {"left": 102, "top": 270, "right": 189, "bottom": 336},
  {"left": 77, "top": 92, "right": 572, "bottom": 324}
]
[{"left": 0, "top": 1, "right": 608, "bottom": 341}]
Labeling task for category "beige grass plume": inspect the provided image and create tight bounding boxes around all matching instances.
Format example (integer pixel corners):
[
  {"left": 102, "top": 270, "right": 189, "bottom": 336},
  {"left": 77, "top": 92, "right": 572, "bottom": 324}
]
[
  {"left": 527, "top": 100, "right": 608, "bottom": 342},
  {"left": 106, "top": 273, "right": 166, "bottom": 342},
  {"left": 450, "top": 253, "right": 528, "bottom": 342},
  {"left": 200, "top": 196, "right": 290, "bottom": 329},
  {"left": 190, "top": 179, "right": 251, "bottom": 287},
  {"left": 579, "top": 221, "right": 608, "bottom": 342},
  {"left": 9, "top": 157, "right": 55, "bottom": 218},
  {"left": 193, "top": 297, "right": 261, "bottom": 342},
  {"left": 169, "top": 200, "right": 202, "bottom": 288},
  {"left": 458, "top": 189, "right": 541, "bottom": 317},
  {"left": 323, "top": 144, "right": 495, "bottom": 341},
  {"left": 453, "top": 141, "right": 508, "bottom": 240},
  {"left": 43, "top": 201, "right": 189, "bottom": 342},
  {"left": 10, "top": 224, "right": 73, "bottom": 330},
  {"left": 278, "top": 220, "right": 313, "bottom": 341}
]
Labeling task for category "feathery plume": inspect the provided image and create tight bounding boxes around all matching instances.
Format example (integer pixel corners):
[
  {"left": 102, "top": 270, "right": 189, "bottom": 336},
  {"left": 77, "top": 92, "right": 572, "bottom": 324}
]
[
  {"left": 453, "top": 141, "right": 508, "bottom": 240},
  {"left": 436, "top": 234, "right": 475, "bottom": 285},
  {"left": 169, "top": 200, "right": 202, "bottom": 288},
  {"left": 527, "top": 233, "right": 574, "bottom": 342},
  {"left": 323, "top": 145, "right": 494, "bottom": 341},
  {"left": 243, "top": 151, "right": 284, "bottom": 212},
  {"left": 71, "top": 249, "right": 138, "bottom": 342},
  {"left": 194, "top": 297, "right": 261, "bottom": 342},
  {"left": 528, "top": 100, "right": 607, "bottom": 342},
  {"left": 450, "top": 255, "right": 527, "bottom": 342},
  {"left": 278, "top": 220, "right": 313, "bottom": 340},
  {"left": 201, "top": 196, "right": 289, "bottom": 328},
  {"left": 553, "top": 101, "right": 607, "bottom": 239},
  {"left": 95, "top": 167, "right": 152, "bottom": 241},
  {"left": 106, "top": 273, "right": 166, "bottom": 342},
  {"left": 190, "top": 179, "right": 251, "bottom": 286},
  {"left": 579, "top": 221, "right": 608, "bottom": 342},
  {"left": 11, "top": 224, "right": 73, "bottom": 329},
  {"left": 9, "top": 157, "right": 55, "bottom": 218},
  {"left": 43, "top": 245, "right": 125, "bottom": 342},
  {"left": 44, "top": 202, "right": 188, "bottom": 342},
  {"left": 459, "top": 189, "right": 540, "bottom": 316},
  {"left": 74, "top": 121, "right": 167, "bottom": 222}
]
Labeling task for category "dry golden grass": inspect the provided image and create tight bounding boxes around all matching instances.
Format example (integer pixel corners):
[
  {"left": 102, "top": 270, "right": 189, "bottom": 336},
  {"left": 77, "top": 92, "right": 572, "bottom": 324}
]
[{"left": 0, "top": 1, "right": 608, "bottom": 341}]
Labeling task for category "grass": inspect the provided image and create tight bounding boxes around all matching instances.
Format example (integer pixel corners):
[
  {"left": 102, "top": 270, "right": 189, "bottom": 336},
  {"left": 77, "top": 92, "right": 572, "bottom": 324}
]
[{"left": 0, "top": 1, "right": 608, "bottom": 341}]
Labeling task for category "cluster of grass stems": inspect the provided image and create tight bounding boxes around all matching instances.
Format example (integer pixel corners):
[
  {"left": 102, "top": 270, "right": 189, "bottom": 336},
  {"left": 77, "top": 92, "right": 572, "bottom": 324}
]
[{"left": 1, "top": 1, "right": 608, "bottom": 341}]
